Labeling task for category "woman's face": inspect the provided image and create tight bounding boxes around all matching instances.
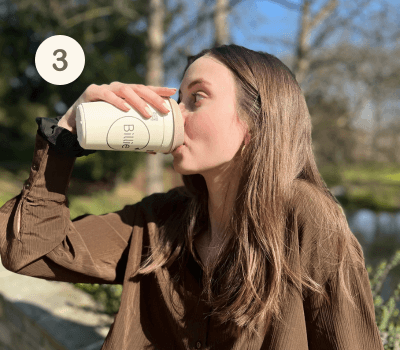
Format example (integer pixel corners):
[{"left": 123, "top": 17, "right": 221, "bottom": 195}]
[{"left": 173, "top": 55, "right": 249, "bottom": 176}]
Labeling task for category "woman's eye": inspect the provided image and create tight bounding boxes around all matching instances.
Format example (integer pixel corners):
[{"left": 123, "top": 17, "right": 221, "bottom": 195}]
[{"left": 192, "top": 93, "right": 205, "bottom": 103}]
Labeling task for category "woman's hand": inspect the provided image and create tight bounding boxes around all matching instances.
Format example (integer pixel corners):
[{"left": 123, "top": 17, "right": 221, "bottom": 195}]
[{"left": 57, "top": 82, "right": 177, "bottom": 137}]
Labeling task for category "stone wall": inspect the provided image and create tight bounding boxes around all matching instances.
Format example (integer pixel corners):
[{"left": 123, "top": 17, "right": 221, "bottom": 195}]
[{"left": 0, "top": 259, "right": 113, "bottom": 350}]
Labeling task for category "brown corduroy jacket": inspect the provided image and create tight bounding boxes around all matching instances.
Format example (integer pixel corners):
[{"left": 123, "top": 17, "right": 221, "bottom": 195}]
[{"left": 0, "top": 132, "right": 384, "bottom": 350}]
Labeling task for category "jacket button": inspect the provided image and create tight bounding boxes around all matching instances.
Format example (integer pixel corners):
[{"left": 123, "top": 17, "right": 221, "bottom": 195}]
[{"left": 196, "top": 341, "right": 202, "bottom": 349}]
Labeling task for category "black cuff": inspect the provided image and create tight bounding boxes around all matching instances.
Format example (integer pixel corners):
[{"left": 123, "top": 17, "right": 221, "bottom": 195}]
[{"left": 35, "top": 116, "right": 97, "bottom": 158}]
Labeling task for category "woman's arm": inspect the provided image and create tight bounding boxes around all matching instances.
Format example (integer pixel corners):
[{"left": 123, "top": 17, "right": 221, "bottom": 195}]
[
  {"left": 0, "top": 132, "right": 137, "bottom": 284},
  {"left": 0, "top": 82, "right": 177, "bottom": 284},
  {"left": 304, "top": 264, "right": 384, "bottom": 350}
]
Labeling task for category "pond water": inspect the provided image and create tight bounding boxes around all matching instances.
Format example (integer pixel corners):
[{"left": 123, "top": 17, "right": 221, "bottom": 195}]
[
  {"left": 347, "top": 209, "right": 400, "bottom": 303},
  {"left": 348, "top": 210, "right": 400, "bottom": 244}
]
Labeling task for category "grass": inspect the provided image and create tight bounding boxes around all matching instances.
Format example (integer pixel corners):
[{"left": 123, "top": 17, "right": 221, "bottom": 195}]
[
  {"left": 0, "top": 164, "right": 184, "bottom": 219},
  {"left": 67, "top": 164, "right": 183, "bottom": 219},
  {"left": 1, "top": 162, "right": 399, "bottom": 214},
  {"left": 343, "top": 163, "right": 400, "bottom": 186},
  {"left": 339, "top": 162, "right": 400, "bottom": 212},
  {"left": 0, "top": 168, "right": 29, "bottom": 206}
]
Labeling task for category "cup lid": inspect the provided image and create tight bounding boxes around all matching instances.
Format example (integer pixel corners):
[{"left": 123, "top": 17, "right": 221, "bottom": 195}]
[{"left": 169, "top": 99, "right": 184, "bottom": 152}]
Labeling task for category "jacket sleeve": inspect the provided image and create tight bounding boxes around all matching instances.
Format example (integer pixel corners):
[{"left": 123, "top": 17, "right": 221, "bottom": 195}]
[
  {"left": 0, "top": 132, "right": 137, "bottom": 285},
  {"left": 296, "top": 182, "right": 384, "bottom": 350},
  {"left": 35, "top": 116, "right": 97, "bottom": 158}
]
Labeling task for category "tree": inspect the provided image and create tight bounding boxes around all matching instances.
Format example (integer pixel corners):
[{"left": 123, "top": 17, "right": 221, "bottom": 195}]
[
  {"left": 273, "top": 0, "right": 400, "bottom": 167},
  {"left": 301, "top": 1, "right": 400, "bottom": 164},
  {"left": 0, "top": 0, "right": 150, "bottom": 192},
  {"left": 213, "top": 0, "right": 230, "bottom": 46},
  {"left": 145, "top": 0, "right": 166, "bottom": 195},
  {"left": 292, "top": 0, "right": 339, "bottom": 85}
]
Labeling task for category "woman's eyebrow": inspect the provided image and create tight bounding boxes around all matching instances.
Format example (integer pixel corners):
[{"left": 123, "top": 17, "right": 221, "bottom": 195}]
[{"left": 178, "top": 78, "right": 211, "bottom": 99}]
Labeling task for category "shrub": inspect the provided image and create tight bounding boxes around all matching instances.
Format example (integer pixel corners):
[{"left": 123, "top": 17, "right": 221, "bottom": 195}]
[
  {"left": 369, "top": 250, "right": 400, "bottom": 349},
  {"left": 73, "top": 283, "right": 123, "bottom": 316}
]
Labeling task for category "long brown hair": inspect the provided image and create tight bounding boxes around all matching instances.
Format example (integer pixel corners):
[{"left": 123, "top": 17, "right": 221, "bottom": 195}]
[{"left": 133, "top": 44, "right": 366, "bottom": 340}]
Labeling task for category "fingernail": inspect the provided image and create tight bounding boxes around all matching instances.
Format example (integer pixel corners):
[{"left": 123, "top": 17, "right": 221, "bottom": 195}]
[
  {"left": 123, "top": 102, "right": 132, "bottom": 110},
  {"left": 145, "top": 106, "right": 152, "bottom": 118},
  {"left": 163, "top": 101, "right": 171, "bottom": 112},
  {"left": 169, "top": 87, "right": 177, "bottom": 90}
]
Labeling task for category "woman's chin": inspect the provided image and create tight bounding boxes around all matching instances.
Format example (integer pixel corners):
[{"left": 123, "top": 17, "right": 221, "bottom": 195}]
[
  {"left": 173, "top": 165, "right": 196, "bottom": 175},
  {"left": 172, "top": 161, "right": 199, "bottom": 176}
]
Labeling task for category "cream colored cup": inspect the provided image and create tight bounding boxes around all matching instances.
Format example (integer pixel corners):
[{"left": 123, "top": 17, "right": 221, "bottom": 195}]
[{"left": 76, "top": 98, "right": 184, "bottom": 153}]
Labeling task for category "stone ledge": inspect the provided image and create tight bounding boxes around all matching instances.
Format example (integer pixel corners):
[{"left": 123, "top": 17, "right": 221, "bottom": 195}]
[{"left": 0, "top": 258, "right": 113, "bottom": 350}]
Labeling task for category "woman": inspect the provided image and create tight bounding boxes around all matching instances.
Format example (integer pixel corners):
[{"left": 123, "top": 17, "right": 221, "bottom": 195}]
[{"left": 0, "top": 44, "right": 383, "bottom": 349}]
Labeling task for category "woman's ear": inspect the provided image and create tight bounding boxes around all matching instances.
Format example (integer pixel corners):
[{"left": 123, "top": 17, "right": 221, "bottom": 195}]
[{"left": 244, "top": 132, "right": 251, "bottom": 146}]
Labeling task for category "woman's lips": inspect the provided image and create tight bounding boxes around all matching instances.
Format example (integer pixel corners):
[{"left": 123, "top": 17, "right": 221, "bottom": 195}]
[{"left": 172, "top": 144, "right": 185, "bottom": 155}]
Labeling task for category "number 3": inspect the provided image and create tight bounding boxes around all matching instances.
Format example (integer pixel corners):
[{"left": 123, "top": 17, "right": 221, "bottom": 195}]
[{"left": 53, "top": 49, "right": 68, "bottom": 71}]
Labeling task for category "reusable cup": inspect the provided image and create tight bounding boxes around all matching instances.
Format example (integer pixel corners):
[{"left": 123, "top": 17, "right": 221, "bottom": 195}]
[{"left": 76, "top": 98, "right": 184, "bottom": 153}]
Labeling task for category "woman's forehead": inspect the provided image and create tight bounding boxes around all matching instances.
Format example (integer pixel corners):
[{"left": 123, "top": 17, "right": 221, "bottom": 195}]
[{"left": 181, "top": 56, "right": 234, "bottom": 89}]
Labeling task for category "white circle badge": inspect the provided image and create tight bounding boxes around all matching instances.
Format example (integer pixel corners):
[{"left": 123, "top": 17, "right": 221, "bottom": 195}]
[{"left": 35, "top": 35, "right": 85, "bottom": 85}]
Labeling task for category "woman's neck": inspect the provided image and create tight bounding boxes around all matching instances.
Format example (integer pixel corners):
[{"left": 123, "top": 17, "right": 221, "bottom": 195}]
[{"left": 201, "top": 161, "right": 241, "bottom": 244}]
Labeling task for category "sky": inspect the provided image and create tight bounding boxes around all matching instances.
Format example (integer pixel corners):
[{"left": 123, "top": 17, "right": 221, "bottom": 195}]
[
  {"left": 164, "top": 0, "right": 399, "bottom": 131},
  {"left": 230, "top": 0, "right": 299, "bottom": 56},
  {"left": 165, "top": 0, "right": 301, "bottom": 95},
  {"left": 5, "top": 0, "right": 398, "bottom": 129}
]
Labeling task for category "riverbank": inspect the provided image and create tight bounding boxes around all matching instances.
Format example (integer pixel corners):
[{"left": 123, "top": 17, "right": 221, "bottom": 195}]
[{"left": 321, "top": 162, "right": 400, "bottom": 212}]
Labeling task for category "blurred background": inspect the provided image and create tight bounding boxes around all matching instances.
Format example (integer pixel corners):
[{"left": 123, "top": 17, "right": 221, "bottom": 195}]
[{"left": 0, "top": 0, "right": 399, "bottom": 323}]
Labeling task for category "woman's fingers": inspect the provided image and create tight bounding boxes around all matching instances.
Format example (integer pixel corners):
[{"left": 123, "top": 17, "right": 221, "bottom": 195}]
[
  {"left": 106, "top": 83, "right": 177, "bottom": 117},
  {"left": 88, "top": 83, "right": 177, "bottom": 119},
  {"left": 113, "top": 86, "right": 156, "bottom": 118},
  {"left": 146, "top": 85, "right": 177, "bottom": 96},
  {"left": 58, "top": 83, "right": 177, "bottom": 134},
  {"left": 128, "top": 85, "right": 176, "bottom": 114},
  {"left": 98, "top": 88, "right": 133, "bottom": 113}
]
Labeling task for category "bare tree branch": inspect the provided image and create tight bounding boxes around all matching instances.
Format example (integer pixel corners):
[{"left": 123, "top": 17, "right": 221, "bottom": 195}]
[
  {"left": 309, "top": 0, "right": 337, "bottom": 29},
  {"left": 267, "top": 0, "right": 301, "bottom": 11},
  {"left": 30, "top": 0, "right": 140, "bottom": 29},
  {"left": 49, "top": 0, "right": 66, "bottom": 26},
  {"left": 113, "top": 0, "right": 139, "bottom": 21},
  {"left": 250, "top": 35, "right": 296, "bottom": 49},
  {"left": 64, "top": 7, "right": 114, "bottom": 28},
  {"left": 311, "top": 0, "right": 373, "bottom": 50},
  {"left": 164, "top": 0, "right": 242, "bottom": 46}
]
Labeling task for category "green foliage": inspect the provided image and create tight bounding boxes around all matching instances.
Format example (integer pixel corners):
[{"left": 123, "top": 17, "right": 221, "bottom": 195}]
[
  {"left": 69, "top": 191, "right": 124, "bottom": 219},
  {"left": 369, "top": 250, "right": 400, "bottom": 349},
  {"left": 68, "top": 186, "right": 144, "bottom": 219},
  {"left": 0, "top": 0, "right": 149, "bottom": 187},
  {"left": 317, "top": 163, "right": 400, "bottom": 213},
  {"left": 72, "top": 149, "right": 147, "bottom": 185},
  {"left": 320, "top": 164, "right": 343, "bottom": 187},
  {"left": 73, "top": 283, "right": 123, "bottom": 316},
  {"left": 346, "top": 186, "right": 400, "bottom": 212},
  {"left": 343, "top": 162, "right": 400, "bottom": 186},
  {"left": 307, "top": 92, "right": 355, "bottom": 167}
]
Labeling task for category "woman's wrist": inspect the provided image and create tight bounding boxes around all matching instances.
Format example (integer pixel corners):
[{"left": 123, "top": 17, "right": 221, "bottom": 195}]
[
  {"left": 35, "top": 116, "right": 96, "bottom": 158},
  {"left": 57, "top": 117, "right": 76, "bottom": 134}
]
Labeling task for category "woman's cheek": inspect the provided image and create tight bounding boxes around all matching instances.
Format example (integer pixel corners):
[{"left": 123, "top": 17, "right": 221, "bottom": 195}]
[{"left": 187, "top": 118, "right": 212, "bottom": 141}]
